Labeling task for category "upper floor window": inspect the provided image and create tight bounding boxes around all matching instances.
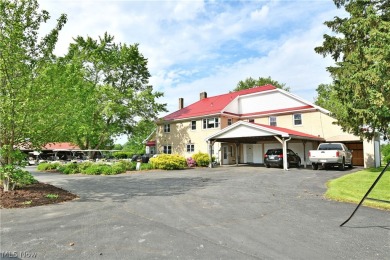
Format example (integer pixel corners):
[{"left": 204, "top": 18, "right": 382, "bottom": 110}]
[
  {"left": 203, "top": 118, "right": 219, "bottom": 129},
  {"left": 293, "top": 114, "right": 302, "bottom": 125},
  {"left": 164, "top": 124, "right": 170, "bottom": 133},
  {"left": 186, "top": 144, "right": 195, "bottom": 153},
  {"left": 163, "top": 145, "right": 172, "bottom": 154},
  {"left": 269, "top": 116, "right": 277, "bottom": 126},
  {"left": 248, "top": 119, "right": 254, "bottom": 123},
  {"left": 191, "top": 121, "right": 196, "bottom": 130},
  {"left": 227, "top": 118, "right": 233, "bottom": 126}
]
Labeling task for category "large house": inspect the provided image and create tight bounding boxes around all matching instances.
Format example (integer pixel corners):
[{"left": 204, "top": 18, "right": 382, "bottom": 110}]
[{"left": 145, "top": 85, "right": 380, "bottom": 169}]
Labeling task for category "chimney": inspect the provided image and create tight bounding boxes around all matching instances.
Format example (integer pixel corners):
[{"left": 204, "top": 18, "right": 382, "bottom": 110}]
[
  {"left": 178, "top": 98, "right": 184, "bottom": 109},
  {"left": 200, "top": 92, "right": 207, "bottom": 100}
]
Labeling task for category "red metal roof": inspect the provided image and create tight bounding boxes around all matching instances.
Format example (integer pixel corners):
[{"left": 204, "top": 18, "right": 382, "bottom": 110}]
[
  {"left": 163, "top": 85, "right": 277, "bottom": 121},
  {"left": 145, "top": 141, "right": 156, "bottom": 146},
  {"left": 253, "top": 123, "right": 324, "bottom": 140},
  {"left": 43, "top": 142, "right": 80, "bottom": 150}
]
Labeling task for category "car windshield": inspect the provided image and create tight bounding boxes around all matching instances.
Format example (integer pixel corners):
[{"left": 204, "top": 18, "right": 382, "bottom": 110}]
[{"left": 266, "top": 149, "right": 282, "bottom": 155}]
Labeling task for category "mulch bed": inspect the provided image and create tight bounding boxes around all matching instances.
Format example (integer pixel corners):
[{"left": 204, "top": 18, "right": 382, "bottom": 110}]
[{"left": 0, "top": 182, "right": 78, "bottom": 209}]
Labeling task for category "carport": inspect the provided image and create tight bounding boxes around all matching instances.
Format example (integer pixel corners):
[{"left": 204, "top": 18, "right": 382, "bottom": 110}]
[{"left": 205, "top": 121, "right": 325, "bottom": 170}]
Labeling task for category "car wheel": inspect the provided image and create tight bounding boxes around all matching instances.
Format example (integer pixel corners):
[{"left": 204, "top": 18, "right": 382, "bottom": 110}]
[
  {"left": 349, "top": 161, "right": 353, "bottom": 169},
  {"left": 339, "top": 158, "right": 345, "bottom": 171},
  {"left": 297, "top": 160, "right": 301, "bottom": 168},
  {"left": 312, "top": 163, "right": 318, "bottom": 170},
  {"left": 265, "top": 164, "right": 270, "bottom": 168}
]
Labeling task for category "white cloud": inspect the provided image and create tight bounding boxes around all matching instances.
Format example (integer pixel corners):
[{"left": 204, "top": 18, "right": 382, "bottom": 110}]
[
  {"left": 250, "top": 5, "right": 269, "bottom": 21},
  {"left": 37, "top": 0, "right": 343, "bottom": 116}
]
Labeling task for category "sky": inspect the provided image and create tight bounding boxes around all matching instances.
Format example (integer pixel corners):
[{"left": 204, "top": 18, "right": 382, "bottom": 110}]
[{"left": 38, "top": 0, "right": 345, "bottom": 144}]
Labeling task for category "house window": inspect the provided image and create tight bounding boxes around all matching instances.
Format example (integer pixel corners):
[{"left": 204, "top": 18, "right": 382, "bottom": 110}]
[
  {"left": 203, "top": 118, "right": 220, "bottom": 129},
  {"left": 248, "top": 119, "right": 254, "bottom": 123},
  {"left": 227, "top": 118, "right": 233, "bottom": 126},
  {"left": 269, "top": 116, "right": 277, "bottom": 126},
  {"left": 191, "top": 121, "right": 196, "bottom": 130},
  {"left": 164, "top": 124, "right": 170, "bottom": 133},
  {"left": 163, "top": 145, "right": 172, "bottom": 154},
  {"left": 187, "top": 144, "right": 194, "bottom": 152},
  {"left": 293, "top": 114, "right": 302, "bottom": 125}
]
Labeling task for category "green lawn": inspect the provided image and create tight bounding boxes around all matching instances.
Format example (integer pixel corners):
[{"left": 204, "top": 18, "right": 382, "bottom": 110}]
[{"left": 325, "top": 167, "right": 390, "bottom": 210}]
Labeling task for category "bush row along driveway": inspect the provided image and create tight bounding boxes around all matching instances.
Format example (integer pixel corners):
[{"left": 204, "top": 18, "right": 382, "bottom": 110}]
[{"left": 1, "top": 166, "right": 389, "bottom": 259}]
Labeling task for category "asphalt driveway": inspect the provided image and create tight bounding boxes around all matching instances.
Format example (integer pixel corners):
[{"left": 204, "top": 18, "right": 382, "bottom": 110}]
[{"left": 1, "top": 166, "right": 389, "bottom": 259}]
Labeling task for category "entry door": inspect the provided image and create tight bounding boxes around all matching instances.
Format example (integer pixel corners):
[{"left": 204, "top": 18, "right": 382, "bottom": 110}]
[
  {"left": 222, "top": 146, "right": 229, "bottom": 164},
  {"left": 246, "top": 144, "right": 253, "bottom": 163}
]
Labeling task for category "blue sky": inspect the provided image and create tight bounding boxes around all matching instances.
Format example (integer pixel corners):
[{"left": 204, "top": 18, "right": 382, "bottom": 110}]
[{"left": 39, "top": 0, "right": 344, "bottom": 143}]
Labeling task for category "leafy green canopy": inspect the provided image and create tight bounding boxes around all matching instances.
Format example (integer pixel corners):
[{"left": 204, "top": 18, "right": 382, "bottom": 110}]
[
  {"left": 233, "top": 76, "right": 290, "bottom": 92},
  {"left": 315, "top": 0, "right": 390, "bottom": 140},
  {"left": 63, "top": 33, "right": 167, "bottom": 150},
  {"left": 0, "top": 0, "right": 67, "bottom": 149}
]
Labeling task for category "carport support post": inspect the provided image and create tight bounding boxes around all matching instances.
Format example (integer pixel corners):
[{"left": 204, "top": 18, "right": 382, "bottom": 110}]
[
  {"left": 235, "top": 143, "right": 239, "bottom": 166},
  {"left": 274, "top": 136, "right": 291, "bottom": 171},
  {"left": 208, "top": 141, "right": 215, "bottom": 168},
  {"left": 303, "top": 140, "right": 307, "bottom": 168}
]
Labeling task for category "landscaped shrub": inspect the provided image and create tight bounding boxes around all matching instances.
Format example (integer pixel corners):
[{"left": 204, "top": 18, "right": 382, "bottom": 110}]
[
  {"left": 58, "top": 163, "right": 79, "bottom": 174},
  {"left": 37, "top": 162, "right": 61, "bottom": 171},
  {"left": 84, "top": 164, "right": 103, "bottom": 175},
  {"left": 12, "top": 169, "right": 37, "bottom": 188},
  {"left": 111, "top": 164, "right": 126, "bottom": 174},
  {"left": 117, "top": 160, "right": 136, "bottom": 171},
  {"left": 192, "top": 152, "right": 210, "bottom": 167},
  {"left": 149, "top": 154, "right": 186, "bottom": 170},
  {"left": 78, "top": 161, "right": 94, "bottom": 174},
  {"left": 100, "top": 165, "right": 113, "bottom": 175},
  {"left": 140, "top": 163, "right": 153, "bottom": 170},
  {"left": 113, "top": 151, "right": 133, "bottom": 159},
  {"left": 186, "top": 157, "right": 196, "bottom": 167}
]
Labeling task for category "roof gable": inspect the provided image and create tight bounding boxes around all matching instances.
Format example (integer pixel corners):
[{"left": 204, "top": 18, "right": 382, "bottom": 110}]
[
  {"left": 162, "top": 85, "right": 277, "bottom": 121},
  {"left": 206, "top": 121, "right": 324, "bottom": 141}
]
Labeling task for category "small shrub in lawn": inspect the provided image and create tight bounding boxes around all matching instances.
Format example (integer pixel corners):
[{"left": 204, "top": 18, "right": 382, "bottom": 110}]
[
  {"left": 149, "top": 154, "right": 186, "bottom": 170},
  {"left": 192, "top": 152, "right": 210, "bottom": 167},
  {"left": 186, "top": 157, "right": 196, "bottom": 167}
]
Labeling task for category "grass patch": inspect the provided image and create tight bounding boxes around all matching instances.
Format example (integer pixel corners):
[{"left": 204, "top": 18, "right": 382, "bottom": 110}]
[{"left": 325, "top": 167, "right": 390, "bottom": 210}]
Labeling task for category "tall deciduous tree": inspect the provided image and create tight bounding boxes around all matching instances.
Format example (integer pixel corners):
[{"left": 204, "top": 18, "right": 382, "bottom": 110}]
[
  {"left": 315, "top": 0, "right": 390, "bottom": 140},
  {"left": 122, "top": 120, "right": 156, "bottom": 154},
  {"left": 0, "top": 0, "right": 67, "bottom": 190},
  {"left": 64, "top": 34, "right": 166, "bottom": 150},
  {"left": 233, "top": 76, "right": 290, "bottom": 92}
]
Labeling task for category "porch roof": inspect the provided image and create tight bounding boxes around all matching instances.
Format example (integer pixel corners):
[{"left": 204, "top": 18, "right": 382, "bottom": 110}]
[{"left": 205, "top": 121, "right": 325, "bottom": 143}]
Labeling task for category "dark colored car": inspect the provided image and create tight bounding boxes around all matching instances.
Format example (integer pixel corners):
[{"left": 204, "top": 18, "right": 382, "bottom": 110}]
[
  {"left": 141, "top": 154, "right": 151, "bottom": 163},
  {"left": 264, "top": 148, "right": 301, "bottom": 168},
  {"left": 131, "top": 154, "right": 141, "bottom": 162}
]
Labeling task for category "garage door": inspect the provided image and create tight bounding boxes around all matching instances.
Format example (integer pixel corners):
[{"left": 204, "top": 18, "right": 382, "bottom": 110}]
[{"left": 346, "top": 143, "right": 364, "bottom": 166}]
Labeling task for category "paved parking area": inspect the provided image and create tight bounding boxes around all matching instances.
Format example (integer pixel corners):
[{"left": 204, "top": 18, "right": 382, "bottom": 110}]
[{"left": 1, "top": 166, "right": 389, "bottom": 259}]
